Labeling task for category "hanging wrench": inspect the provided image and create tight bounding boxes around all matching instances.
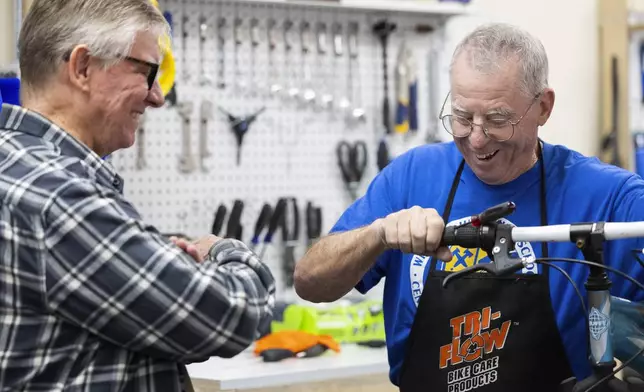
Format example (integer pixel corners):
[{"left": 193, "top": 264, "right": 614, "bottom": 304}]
[
  {"left": 178, "top": 101, "right": 196, "bottom": 173},
  {"left": 299, "top": 21, "right": 316, "bottom": 106},
  {"left": 249, "top": 18, "right": 260, "bottom": 95},
  {"left": 333, "top": 23, "right": 351, "bottom": 114},
  {"left": 316, "top": 22, "right": 333, "bottom": 110},
  {"left": 216, "top": 17, "right": 227, "bottom": 90},
  {"left": 199, "top": 99, "right": 213, "bottom": 172},
  {"left": 283, "top": 19, "right": 299, "bottom": 100},
  {"left": 198, "top": 12, "right": 212, "bottom": 86},
  {"left": 233, "top": 17, "right": 246, "bottom": 93},
  {"left": 348, "top": 21, "right": 366, "bottom": 122},
  {"left": 267, "top": 18, "right": 282, "bottom": 96},
  {"left": 135, "top": 113, "right": 147, "bottom": 170},
  {"left": 181, "top": 4, "right": 191, "bottom": 82}
]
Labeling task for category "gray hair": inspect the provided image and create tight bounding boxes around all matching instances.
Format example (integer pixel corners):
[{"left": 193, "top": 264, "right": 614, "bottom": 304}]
[
  {"left": 450, "top": 23, "right": 549, "bottom": 97},
  {"left": 18, "top": 0, "right": 169, "bottom": 92}
]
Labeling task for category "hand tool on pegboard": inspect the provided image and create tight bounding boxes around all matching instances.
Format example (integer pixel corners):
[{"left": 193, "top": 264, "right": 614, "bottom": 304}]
[
  {"left": 225, "top": 199, "right": 245, "bottom": 240},
  {"left": 348, "top": 21, "right": 366, "bottom": 123},
  {"left": 211, "top": 204, "right": 227, "bottom": 236},
  {"left": 333, "top": 22, "right": 351, "bottom": 115},
  {"left": 180, "top": 0, "right": 190, "bottom": 83},
  {"left": 257, "top": 197, "right": 287, "bottom": 260},
  {"left": 600, "top": 56, "right": 622, "bottom": 167},
  {"left": 284, "top": 19, "right": 299, "bottom": 100},
  {"left": 373, "top": 19, "right": 397, "bottom": 135},
  {"left": 233, "top": 15, "right": 246, "bottom": 93},
  {"left": 394, "top": 40, "right": 410, "bottom": 135},
  {"left": 282, "top": 197, "right": 300, "bottom": 288},
  {"left": 198, "top": 7, "right": 212, "bottom": 86},
  {"left": 251, "top": 203, "right": 273, "bottom": 251},
  {"left": 216, "top": 15, "right": 227, "bottom": 90},
  {"left": 135, "top": 113, "right": 147, "bottom": 170},
  {"left": 249, "top": 17, "right": 261, "bottom": 95},
  {"left": 267, "top": 18, "right": 282, "bottom": 96},
  {"left": 394, "top": 39, "right": 419, "bottom": 136},
  {"left": 199, "top": 99, "right": 212, "bottom": 172},
  {"left": 316, "top": 21, "right": 333, "bottom": 110},
  {"left": 178, "top": 101, "right": 196, "bottom": 173},
  {"left": 372, "top": 19, "right": 397, "bottom": 171},
  {"left": 305, "top": 201, "right": 322, "bottom": 250},
  {"left": 218, "top": 106, "right": 266, "bottom": 166},
  {"left": 299, "top": 21, "right": 316, "bottom": 106},
  {"left": 407, "top": 44, "right": 419, "bottom": 134},
  {"left": 336, "top": 140, "right": 368, "bottom": 200}
]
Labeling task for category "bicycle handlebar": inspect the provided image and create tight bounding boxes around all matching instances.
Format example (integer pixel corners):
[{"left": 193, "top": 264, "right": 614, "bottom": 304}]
[
  {"left": 442, "top": 221, "right": 644, "bottom": 248},
  {"left": 437, "top": 202, "right": 644, "bottom": 392}
]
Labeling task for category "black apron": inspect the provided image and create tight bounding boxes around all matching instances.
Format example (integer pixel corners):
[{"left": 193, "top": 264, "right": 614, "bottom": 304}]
[{"left": 398, "top": 146, "right": 574, "bottom": 392}]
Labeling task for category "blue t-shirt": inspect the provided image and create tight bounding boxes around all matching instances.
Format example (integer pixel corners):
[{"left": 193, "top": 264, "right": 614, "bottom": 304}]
[{"left": 330, "top": 141, "right": 644, "bottom": 386}]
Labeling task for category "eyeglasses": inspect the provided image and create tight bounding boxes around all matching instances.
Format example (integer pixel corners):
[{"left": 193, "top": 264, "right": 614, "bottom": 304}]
[
  {"left": 122, "top": 56, "right": 159, "bottom": 90},
  {"left": 438, "top": 91, "right": 541, "bottom": 142},
  {"left": 62, "top": 51, "right": 159, "bottom": 90}
]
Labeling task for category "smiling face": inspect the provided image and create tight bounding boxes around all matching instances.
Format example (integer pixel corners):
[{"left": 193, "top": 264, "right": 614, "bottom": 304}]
[
  {"left": 86, "top": 30, "right": 164, "bottom": 155},
  {"left": 449, "top": 50, "right": 554, "bottom": 185}
]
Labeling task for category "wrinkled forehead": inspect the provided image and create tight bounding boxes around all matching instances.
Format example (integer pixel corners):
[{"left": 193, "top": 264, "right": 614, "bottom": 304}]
[
  {"left": 450, "top": 51, "right": 522, "bottom": 93},
  {"left": 448, "top": 59, "right": 524, "bottom": 113}
]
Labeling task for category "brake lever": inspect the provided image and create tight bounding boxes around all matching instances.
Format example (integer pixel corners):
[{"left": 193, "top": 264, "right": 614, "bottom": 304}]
[{"left": 441, "top": 222, "right": 525, "bottom": 288}]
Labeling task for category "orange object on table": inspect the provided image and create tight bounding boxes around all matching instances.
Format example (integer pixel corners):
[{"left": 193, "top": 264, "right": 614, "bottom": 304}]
[{"left": 254, "top": 330, "right": 341, "bottom": 358}]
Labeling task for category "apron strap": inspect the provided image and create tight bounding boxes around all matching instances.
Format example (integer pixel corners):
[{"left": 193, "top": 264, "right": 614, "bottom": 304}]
[
  {"left": 442, "top": 160, "right": 466, "bottom": 223},
  {"left": 429, "top": 142, "right": 548, "bottom": 273},
  {"left": 429, "top": 160, "right": 465, "bottom": 273}
]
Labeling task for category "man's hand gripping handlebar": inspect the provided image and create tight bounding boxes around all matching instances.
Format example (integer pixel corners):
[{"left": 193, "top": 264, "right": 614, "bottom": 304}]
[{"left": 440, "top": 201, "right": 527, "bottom": 288}]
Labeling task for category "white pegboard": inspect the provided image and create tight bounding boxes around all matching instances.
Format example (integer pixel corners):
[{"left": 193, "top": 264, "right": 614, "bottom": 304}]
[{"left": 110, "top": 0, "right": 457, "bottom": 299}]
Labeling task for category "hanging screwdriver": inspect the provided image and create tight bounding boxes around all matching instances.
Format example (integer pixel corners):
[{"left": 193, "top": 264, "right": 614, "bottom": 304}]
[
  {"left": 211, "top": 204, "right": 227, "bottom": 236},
  {"left": 225, "top": 199, "right": 245, "bottom": 240},
  {"left": 251, "top": 203, "right": 273, "bottom": 251},
  {"left": 257, "top": 197, "right": 287, "bottom": 259}
]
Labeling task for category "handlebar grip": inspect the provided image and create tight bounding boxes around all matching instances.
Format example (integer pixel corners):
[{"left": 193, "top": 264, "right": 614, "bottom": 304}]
[{"left": 441, "top": 225, "right": 481, "bottom": 248}]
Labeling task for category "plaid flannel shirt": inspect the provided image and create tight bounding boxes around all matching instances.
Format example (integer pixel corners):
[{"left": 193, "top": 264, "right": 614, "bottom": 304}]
[{"left": 0, "top": 104, "right": 276, "bottom": 391}]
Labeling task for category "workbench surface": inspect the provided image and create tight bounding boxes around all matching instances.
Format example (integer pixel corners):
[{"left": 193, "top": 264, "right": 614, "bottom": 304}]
[{"left": 186, "top": 344, "right": 391, "bottom": 391}]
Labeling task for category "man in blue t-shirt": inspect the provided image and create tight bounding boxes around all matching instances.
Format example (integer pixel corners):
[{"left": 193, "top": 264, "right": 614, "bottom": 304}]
[{"left": 293, "top": 23, "right": 644, "bottom": 392}]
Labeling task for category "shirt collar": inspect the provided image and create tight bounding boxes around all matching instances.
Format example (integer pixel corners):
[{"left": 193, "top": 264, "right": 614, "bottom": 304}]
[{"left": 0, "top": 103, "right": 124, "bottom": 193}]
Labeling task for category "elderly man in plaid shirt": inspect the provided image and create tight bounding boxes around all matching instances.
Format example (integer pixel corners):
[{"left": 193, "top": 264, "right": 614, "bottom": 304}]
[{"left": 0, "top": 0, "right": 276, "bottom": 391}]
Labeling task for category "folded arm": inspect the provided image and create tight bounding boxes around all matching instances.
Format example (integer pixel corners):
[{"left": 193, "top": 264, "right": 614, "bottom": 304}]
[{"left": 43, "top": 180, "right": 275, "bottom": 362}]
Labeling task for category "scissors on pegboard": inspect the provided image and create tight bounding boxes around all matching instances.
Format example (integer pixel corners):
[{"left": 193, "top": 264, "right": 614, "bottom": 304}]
[{"left": 336, "top": 140, "right": 368, "bottom": 200}]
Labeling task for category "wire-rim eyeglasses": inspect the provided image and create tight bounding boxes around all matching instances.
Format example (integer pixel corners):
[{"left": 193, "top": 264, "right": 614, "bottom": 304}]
[{"left": 438, "top": 91, "right": 542, "bottom": 142}]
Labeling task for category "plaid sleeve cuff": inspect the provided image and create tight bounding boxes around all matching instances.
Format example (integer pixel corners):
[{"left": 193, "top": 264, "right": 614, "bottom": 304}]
[{"left": 208, "top": 238, "right": 252, "bottom": 261}]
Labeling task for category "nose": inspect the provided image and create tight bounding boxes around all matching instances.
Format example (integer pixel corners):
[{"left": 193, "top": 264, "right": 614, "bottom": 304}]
[
  {"left": 468, "top": 123, "right": 489, "bottom": 149},
  {"left": 145, "top": 81, "right": 165, "bottom": 108}
]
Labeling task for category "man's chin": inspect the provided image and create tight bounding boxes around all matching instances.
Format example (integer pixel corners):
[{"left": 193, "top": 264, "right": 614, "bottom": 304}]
[{"left": 465, "top": 159, "right": 506, "bottom": 185}]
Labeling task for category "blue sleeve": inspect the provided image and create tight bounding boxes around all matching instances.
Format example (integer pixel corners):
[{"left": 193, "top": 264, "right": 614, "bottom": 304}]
[
  {"left": 607, "top": 174, "right": 644, "bottom": 303},
  {"left": 329, "top": 164, "right": 399, "bottom": 294}
]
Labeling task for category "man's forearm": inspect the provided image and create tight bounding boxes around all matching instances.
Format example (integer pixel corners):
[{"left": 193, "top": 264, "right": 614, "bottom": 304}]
[{"left": 294, "top": 221, "right": 385, "bottom": 303}]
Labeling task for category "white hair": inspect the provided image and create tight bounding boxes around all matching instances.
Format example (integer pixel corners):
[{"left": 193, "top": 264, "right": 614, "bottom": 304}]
[
  {"left": 450, "top": 23, "right": 549, "bottom": 97},
  {"left": 19, "top": 0, "right": 169, "bottom": 92}
]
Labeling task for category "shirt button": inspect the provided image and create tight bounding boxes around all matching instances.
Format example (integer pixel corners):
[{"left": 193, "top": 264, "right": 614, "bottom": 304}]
[{"left": 112, "top": 177, "right": 121, "bottom": 187}]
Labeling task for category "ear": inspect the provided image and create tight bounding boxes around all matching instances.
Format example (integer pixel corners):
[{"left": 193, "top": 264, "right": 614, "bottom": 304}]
[
  {"left": 537, "top": 88, "right": 555, "bottom": 126},
  {"left": 66, "top": 45, "right": 93, "bottom": 93}
]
